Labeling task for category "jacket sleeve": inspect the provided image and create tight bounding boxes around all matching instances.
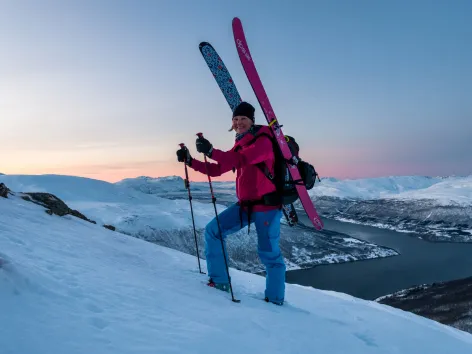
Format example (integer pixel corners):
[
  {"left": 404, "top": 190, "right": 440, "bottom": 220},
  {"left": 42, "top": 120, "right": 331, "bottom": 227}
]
[
  {"left": 210, "top": 135, "right": 273, "bottom": 170},
  {"left": 189, "top": 158, "right": 233, "bottom": 177}
]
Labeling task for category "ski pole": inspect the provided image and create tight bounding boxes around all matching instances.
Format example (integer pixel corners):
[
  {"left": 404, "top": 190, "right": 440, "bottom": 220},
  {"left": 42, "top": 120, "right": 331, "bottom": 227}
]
[
  {"left": 196, "top": 133, "right": 240, "bottom": 303},
  {"left": 179, "top": 143, "right": 204, "bottom": 275}
]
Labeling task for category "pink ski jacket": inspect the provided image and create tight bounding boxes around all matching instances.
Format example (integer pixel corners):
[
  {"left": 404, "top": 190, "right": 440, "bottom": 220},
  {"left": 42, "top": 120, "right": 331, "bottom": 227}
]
[{"left": 191, "top": 126, "right": 279, "bottom": 211}]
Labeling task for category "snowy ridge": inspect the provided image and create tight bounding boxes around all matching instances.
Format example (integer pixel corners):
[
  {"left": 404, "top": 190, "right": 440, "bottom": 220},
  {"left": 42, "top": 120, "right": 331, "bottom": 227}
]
[
  {"left": 305, "top": 176, "right": 472, "bottom": 241},
  {"left": 110, "top": 174, "right": 472, "bottom": 242},
  {"left": 116, "top": 175, "right": 236, "bottom": 199},
  {"left": 115, "top": 174, "right": 472, "bottom": 206},
  {"left": 385, "top": 176, "right": 472, "bottom": 206},
  {"left": 308, "top": 175, "right": 472, "bottom": 206},
  {"left": 1, "top": 194, "right": 472, "bottom": 354},
  {"left": 0, "top": 174, "right": 220, "bottom": 232},
  {"left": 0, "top": 174, "right": 397, "bottom": 272},
  {"left": 116, "top": 175, "right": 190, "bottom": 195}
]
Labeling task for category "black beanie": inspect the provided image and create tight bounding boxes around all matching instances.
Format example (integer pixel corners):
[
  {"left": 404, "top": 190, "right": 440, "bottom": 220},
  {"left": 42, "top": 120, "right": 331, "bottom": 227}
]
[{"left": 232, "top": 101, "right": 255, "bottom": 122}]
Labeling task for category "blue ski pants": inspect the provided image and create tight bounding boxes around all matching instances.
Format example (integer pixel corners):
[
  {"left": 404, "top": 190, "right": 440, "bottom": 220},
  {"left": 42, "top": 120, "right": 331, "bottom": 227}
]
[{"left": 204, "top": 203, "right": 286, "bottom": 303}]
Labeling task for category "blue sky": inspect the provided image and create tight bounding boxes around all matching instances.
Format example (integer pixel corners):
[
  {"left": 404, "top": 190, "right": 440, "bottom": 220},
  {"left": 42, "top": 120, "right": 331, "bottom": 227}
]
[{"left": 1, "top": 0, "right": 471, "bottom": 181}]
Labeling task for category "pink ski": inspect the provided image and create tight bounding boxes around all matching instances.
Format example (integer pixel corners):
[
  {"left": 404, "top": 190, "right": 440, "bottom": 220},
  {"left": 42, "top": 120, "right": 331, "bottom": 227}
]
[{"left": 232, "top": 17, "right": 324, "bottom": 230}]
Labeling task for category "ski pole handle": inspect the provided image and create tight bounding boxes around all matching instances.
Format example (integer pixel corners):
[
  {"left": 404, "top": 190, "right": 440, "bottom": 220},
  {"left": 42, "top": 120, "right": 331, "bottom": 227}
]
[
  {"left": 178, "top": 143, "right": 190, "bottom": 188},
  {"left": 195, "top": 133, "right": 216, "bottom": 197}
]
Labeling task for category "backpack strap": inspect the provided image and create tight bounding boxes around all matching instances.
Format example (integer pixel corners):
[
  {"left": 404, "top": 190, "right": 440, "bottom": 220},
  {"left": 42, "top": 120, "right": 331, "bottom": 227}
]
[
  {"left": 233, "top": 131, "right": 274, "bottom": 175},
  {"left": 255, "top": 162, "right": 275, "bottom": 183},
  {"left": 243, "top": 132, "right": 278, "bottom": 185},
  {"left": 234, "top": 130, "right": 303, "bottom": 187}
]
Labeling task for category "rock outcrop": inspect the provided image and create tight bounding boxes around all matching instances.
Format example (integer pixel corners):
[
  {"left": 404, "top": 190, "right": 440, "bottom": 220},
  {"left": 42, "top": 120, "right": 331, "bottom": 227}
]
[
  {"left": 0, "top": 183, "right": 11, "bottom": 198},
  {"left": 0, "top": 183, "right": 116, "bottom": 232}
]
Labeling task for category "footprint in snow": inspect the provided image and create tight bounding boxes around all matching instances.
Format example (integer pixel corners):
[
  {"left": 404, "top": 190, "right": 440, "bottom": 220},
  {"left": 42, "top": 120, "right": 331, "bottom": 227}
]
[
  {"left": 353, "top": 332, "right": 378, "bottom": 347},
  {"left": 86, "top": 302, "right": 104, "bottom": 314},
  {"left": 88, "top": 317, "right": 109, "bottom": 330}
]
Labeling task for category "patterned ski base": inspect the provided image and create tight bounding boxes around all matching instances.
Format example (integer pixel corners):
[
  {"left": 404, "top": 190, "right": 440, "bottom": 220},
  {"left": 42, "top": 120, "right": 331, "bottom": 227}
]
[{"left": 199, "top": 42, "right": 242, "bottom": 111}]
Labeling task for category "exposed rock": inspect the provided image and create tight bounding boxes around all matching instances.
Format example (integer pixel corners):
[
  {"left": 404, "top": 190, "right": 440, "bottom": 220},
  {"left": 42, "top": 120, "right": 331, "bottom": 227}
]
[
  {"left": 1, "top": 183, "right": 119, "bottom": 237},
  {"left": 103, "top": 224, "right": 116, "bottom": 231},
  {"left": 376, "top": 276, "right": 472, "bottom": 334},
  {"left": 21, "top": 192, "right": 96, "bottom": 224},
  {"left": 71, "top": 209, "right": 97, "bottom": 224},
  {"left": 17, "top": 191, "right": 117, "bottom": 231},
  {"left": 0, "top": 183, "right": 11, "bottom": 198}
]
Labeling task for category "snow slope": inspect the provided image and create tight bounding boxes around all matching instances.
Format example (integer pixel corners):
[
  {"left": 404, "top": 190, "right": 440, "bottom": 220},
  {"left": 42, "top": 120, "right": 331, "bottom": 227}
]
[
  {"left": 116, "top": 175, "right": 194, "bottom": 195},
  {"left": 302, "top": 176, "right": 472, "bottom": 241},
  {"left": 386, "top": 176, "right": 472, "bottom": 206},
  {"left": 311, "top": 175, "right": 472, "bottom": 205},
  {"left": 0, "top": 174, "right": 221, "bottom": 232},
  {"left": 0, "top": 174, "right": 399, "bottom": 272},
  {"left": 1, "top": 194, "right": 472, "bottom": 354},
  {"left": 308, "top": 175, "right": 472, "bottom": 205},
  {"left": 111, "top": 175, "right": 472, "bottom": 242},
  {"left": 115, "top": 174, "right": 472, "bottom": 206}
]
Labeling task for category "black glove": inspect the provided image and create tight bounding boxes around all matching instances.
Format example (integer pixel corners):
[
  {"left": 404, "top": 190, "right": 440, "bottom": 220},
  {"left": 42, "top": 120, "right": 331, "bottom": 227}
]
[
  {"left": 196, "top": 136, "right": 213, "bottom": 157},
  {"left": 176, "top": 146, "right": 192, "bottom": 166}
]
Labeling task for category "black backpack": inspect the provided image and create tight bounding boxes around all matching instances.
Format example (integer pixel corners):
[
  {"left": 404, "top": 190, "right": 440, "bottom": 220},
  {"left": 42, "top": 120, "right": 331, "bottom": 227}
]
[{"left": 236, "top": 127, "right": 320, "bottom": 206}]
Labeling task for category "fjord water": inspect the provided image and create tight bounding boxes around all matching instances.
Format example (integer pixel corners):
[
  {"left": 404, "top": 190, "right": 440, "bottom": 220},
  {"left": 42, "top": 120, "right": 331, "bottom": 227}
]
[{"left": 286, "top": 216, "right": 472, "bottom": 300}]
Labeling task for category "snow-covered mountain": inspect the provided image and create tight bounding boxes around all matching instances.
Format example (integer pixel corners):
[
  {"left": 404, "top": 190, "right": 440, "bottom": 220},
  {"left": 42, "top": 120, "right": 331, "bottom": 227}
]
[
  {"left": 0, "top": 174, "right": 396, "bottom": 274},
  {"left": 117, "top": 174, "right": 472, "bottom": 205},
  {"left": 116, "top": 175, "right": 236, "bottom": 196},
  {"left": 308, "top": 175, "right": 472, "bottom": 242},
  {"left": 1, "top": 192, "right": 471, "bottom": 353},
  {"left": 115, "top": 174, "right": 472, "bottom": 242},
  {"left": 4, "top": 173, "right": 470, "bottom": 243},
  {"left": 308, "top": 175, "right": 472, "bottom": 206}
]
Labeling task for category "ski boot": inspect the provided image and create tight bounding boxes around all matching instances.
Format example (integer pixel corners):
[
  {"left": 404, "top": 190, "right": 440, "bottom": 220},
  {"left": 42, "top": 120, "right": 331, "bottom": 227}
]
[
  {"left": 207, "top": 278, "right": 230, "bottom": 293},
  {"left": 265, "top": 297, "right": 284, "bottom": 306}
]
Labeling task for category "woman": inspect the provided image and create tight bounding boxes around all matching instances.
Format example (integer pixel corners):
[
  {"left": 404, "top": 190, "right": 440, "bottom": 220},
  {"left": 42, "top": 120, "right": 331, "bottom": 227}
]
[{"left": 176, "top": 101, "right": 285, "bottom": 305}]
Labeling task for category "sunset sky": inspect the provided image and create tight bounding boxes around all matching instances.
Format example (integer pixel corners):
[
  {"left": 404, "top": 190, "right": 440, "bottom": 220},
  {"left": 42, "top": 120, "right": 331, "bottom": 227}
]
[{"left": 1, "top": 0, "right": 471, "bottom": 182}]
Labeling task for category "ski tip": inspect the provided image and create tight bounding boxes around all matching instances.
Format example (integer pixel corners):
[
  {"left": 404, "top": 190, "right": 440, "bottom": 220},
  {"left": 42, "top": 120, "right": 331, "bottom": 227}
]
[{"left": 232, "top": 17, "right": 241, "bottom": 26}]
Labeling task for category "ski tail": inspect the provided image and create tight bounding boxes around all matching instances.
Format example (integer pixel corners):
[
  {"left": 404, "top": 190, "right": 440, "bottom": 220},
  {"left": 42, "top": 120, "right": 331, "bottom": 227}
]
[{"left": 232, "top": 17, "right": 323, "bottom": 230}]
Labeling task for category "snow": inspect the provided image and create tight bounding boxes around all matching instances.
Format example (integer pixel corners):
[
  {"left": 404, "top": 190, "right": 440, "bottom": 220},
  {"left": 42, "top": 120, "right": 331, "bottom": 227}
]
[
  {"left": 1, "top": 193, "right": 472, "bottom": 353},
  {"left": 112, "top": 174, "right": 472, "bottom": 206},
  {"left": 309, "top": 175, "right": 472, "bottom": 206},
  {"left": 115, "top": 175, "right": 191, "bottom": 195},
  {"left": 0, "top": 174, "right": 221, "bottom": 233},
  {"left": 385, "top": 177, "right": 472, "bottom": 206},
  {"left": 0, "top": 174, "right": 401, "bottom": 271},
  {"left": 335, "top": 217, "right": 416, "bottom": 233}
]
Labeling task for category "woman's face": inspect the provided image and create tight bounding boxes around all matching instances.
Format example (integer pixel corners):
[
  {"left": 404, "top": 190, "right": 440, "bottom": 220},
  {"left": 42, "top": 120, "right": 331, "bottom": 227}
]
[{"left": 232, "top": 115, "right": 253, "bottom": 134}]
